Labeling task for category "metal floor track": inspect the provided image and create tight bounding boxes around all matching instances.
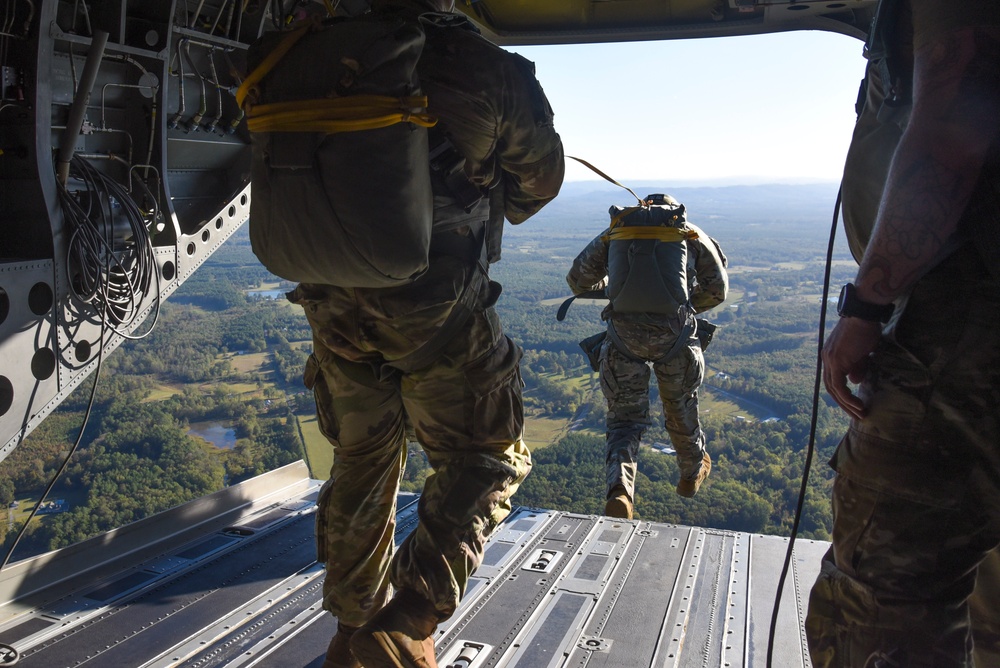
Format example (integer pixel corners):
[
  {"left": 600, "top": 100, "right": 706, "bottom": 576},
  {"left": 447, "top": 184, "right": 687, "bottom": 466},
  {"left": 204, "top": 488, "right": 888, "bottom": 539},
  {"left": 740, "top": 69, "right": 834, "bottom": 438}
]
[{"left": 0, "top": 461, "right": 827, "bottom": 667}]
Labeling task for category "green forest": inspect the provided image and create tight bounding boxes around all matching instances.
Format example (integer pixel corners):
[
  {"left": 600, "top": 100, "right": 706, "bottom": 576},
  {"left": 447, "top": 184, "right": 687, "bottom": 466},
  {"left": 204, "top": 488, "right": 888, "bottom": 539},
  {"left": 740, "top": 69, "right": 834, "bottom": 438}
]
[{"left": 1, "top": 182, "right": 857, "bottom": 560}]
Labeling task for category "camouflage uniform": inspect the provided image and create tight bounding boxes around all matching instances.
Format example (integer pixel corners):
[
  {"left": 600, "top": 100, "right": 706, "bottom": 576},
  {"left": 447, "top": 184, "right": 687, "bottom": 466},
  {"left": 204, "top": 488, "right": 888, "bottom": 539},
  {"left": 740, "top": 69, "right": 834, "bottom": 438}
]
[
  {"left": 805, "top": 2, "right": 1000, "bottom": 665},
  {"left": 566, "top": 219, "right": 728, "bottom": 503},
  {"left": 289, "top": 12, "right": 563, "bottom": 628}
]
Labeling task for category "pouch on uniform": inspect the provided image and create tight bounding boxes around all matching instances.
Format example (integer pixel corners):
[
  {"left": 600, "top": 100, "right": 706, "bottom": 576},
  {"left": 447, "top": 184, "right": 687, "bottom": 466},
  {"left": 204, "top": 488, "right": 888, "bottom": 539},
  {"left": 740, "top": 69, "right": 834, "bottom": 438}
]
[
  {"left": 239, "top": 15, "right": 436, "bottom": 287},
  {"left": 579, "top": 331, "right": 607, "bottom": 372},
  {"left": 695, "top": 318, "right": 717, "bottom": 351}
]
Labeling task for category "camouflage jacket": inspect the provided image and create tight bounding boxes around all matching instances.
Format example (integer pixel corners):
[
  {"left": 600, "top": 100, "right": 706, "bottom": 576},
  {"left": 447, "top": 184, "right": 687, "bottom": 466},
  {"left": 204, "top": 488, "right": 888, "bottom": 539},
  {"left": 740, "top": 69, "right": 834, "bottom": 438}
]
[
  {"left": 416, "top": 13, "right": 564, "bottom": 226},
  {"left": 566, "top": 221, "right": 729, "bottom": 317}
]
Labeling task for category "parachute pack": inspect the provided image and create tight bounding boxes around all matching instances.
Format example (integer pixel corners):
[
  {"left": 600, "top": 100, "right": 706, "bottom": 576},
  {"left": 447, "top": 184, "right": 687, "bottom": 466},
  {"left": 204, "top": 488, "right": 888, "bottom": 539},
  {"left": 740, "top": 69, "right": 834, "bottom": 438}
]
[
  {"left": 604, "top": 194, "right": 699, "bottom": 316},
  {"left": 236, "top": 14, "right": 437, "bottom": 287}
]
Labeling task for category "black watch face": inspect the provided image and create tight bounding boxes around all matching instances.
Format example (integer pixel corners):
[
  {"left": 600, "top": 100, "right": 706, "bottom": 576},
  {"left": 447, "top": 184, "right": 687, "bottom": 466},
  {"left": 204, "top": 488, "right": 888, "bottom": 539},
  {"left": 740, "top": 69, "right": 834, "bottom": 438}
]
[{"left": 837, "top": 284, "right": 850, "bottom": 316}]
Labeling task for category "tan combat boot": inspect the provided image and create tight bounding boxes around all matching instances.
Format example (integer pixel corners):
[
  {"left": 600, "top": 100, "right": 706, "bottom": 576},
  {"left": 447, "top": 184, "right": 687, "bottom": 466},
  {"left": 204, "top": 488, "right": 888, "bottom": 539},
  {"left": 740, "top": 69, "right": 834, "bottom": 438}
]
[
  {"left": 676, "top": 453, "right": 712, "bottom": 498},
  {"left": 604, "top": 485, "right": 633, "bottom": 520},
  {"left": 350, "top": 589, "right": 439, "bottom": 668},
  {"left": 322, "top": 622, "right": 361, "bottom": 668}
]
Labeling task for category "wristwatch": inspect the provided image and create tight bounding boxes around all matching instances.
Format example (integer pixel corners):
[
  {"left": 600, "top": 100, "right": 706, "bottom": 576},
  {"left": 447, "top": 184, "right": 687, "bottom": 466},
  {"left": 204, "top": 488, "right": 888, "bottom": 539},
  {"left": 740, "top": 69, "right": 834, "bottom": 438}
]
[{"left": 837, "top": 283, "right": 895, "bottom": 322}]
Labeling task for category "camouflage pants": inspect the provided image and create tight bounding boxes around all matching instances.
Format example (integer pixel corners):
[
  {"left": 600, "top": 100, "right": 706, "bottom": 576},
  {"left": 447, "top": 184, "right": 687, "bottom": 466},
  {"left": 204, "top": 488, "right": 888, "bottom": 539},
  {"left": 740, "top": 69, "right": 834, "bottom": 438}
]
[
  {"left": 290, "top": 269, "right": 531, "bottom": 628},
  {"left": 599, "top": 319, "right": 706, "bottom": 501},
  {"left": 806, "top": 247, "right": 1000, "bottom": 668}
]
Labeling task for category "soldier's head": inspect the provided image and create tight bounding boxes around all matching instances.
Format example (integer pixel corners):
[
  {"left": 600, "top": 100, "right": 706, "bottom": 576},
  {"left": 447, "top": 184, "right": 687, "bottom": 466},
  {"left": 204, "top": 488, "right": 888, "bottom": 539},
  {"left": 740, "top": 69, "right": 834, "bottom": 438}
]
[{"left": 369, "top": 0, "right": 455, "bottom": 12}]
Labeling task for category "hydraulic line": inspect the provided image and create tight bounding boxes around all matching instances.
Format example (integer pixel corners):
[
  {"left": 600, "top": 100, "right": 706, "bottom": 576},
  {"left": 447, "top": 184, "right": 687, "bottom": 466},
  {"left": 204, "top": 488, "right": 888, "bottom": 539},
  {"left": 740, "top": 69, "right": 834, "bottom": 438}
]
[
  {"left": 169, "top": 39, "right": 187, "bottom": 128},
  {"left": 56, "top": 29, "right": 108, "bottom": 186},
  {"left": 182, "top": 40, "right": 207, "bottom": 130}
]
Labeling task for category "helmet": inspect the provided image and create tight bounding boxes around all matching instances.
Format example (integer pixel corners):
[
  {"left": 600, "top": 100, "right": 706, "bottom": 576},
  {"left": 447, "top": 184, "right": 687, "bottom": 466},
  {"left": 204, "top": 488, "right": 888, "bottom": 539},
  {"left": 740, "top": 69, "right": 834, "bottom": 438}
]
[{"left": 645, "top": 193, "right": 679, "bottom": 206}]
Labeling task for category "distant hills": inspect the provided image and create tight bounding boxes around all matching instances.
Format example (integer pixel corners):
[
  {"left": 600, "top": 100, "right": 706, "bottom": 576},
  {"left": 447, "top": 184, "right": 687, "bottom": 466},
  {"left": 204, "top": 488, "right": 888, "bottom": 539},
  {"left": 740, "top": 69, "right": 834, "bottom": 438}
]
[{"left": 513, "top": 180, "right": 847, "bottom": 246}]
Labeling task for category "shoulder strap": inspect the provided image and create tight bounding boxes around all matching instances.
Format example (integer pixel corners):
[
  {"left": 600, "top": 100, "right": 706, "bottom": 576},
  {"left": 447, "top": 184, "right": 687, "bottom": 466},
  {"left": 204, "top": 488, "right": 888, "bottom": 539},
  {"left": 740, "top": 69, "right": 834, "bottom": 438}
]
[{"left": 863, "top": 0, "right": 911, "bottom": 120}]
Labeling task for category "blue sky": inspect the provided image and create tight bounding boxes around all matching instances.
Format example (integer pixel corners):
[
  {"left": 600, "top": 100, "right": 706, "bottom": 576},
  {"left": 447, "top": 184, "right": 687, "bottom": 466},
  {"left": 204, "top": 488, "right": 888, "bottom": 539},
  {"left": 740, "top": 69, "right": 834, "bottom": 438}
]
[{"left": 509, "top": 30, "right": 867, "bottom": 185}]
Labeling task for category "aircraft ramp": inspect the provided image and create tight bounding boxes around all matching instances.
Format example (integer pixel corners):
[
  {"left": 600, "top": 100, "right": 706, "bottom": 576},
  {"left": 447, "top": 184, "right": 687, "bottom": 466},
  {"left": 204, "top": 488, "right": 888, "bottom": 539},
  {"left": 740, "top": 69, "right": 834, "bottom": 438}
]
[{"left": 0, "top": 461, "right": 825, "bottom": 667}]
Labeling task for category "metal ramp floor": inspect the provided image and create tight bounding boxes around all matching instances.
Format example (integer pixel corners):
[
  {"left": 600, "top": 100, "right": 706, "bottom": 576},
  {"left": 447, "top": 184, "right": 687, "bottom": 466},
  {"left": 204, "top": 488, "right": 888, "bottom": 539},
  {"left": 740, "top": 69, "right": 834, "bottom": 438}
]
[{"left": 0, "top": 461, "right": 826, "bottom": 667}]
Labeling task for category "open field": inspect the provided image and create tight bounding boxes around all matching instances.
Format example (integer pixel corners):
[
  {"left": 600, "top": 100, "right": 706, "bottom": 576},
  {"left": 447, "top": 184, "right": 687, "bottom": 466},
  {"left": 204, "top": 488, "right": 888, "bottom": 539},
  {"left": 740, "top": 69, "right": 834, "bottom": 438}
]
[
  {"left": 299, "top": 415, "right": 332, "bottom": 480},
  {"left": 146, "top": 383, "right": 185, "bottom": 401},
  {"left": 699, "top": 388, "right": 745, "bottom": 419},
  {"left": 701, "top": 387, "right": 780, "bottom": 421},
  {"left": 229, "top": 352, "right": 269, "bottom": 375},
  {"left": 523, "top": 415, "right": 571, "bottom": 450}
]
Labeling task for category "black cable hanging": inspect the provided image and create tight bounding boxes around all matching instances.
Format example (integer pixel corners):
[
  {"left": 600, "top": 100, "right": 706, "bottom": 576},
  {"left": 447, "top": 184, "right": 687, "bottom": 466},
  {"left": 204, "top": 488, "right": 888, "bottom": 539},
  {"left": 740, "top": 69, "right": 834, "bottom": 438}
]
[
  {"left": 62, "top": 154, "right": 161, "bottom": 339},
  {"left": 765, "top": 187, "right": 842, "bottom": 667}
]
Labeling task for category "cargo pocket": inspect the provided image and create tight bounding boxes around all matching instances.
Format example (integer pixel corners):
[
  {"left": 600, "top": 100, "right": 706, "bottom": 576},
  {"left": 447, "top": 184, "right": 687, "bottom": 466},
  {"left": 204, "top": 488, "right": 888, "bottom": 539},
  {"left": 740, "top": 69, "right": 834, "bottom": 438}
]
[
  {"left": 304, "top": 353, "right": 340, "bottom": 444},
  {"left": 314, "top": 478, "right": 334, "bottom": 564},
  {"left": 467, "top": 337, "right": 524, "bottom": 448}
]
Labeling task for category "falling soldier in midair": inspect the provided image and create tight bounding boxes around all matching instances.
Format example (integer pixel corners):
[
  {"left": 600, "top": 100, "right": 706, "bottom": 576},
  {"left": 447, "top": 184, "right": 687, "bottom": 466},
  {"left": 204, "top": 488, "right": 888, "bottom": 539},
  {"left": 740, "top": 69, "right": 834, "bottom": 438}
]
[{"left": 565, "top": 194, "right": 728, "bottom": 519}]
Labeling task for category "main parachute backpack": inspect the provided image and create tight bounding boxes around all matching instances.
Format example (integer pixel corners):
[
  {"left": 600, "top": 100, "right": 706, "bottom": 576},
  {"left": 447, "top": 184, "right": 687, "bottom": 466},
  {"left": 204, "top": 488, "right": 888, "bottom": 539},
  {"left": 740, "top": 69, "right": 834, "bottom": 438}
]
[
  {"left": 236, "top": 15, "right": 437, "bottom": 287},
  {"left": 605, "top": 194, "right": 698, "bottom": 316}
]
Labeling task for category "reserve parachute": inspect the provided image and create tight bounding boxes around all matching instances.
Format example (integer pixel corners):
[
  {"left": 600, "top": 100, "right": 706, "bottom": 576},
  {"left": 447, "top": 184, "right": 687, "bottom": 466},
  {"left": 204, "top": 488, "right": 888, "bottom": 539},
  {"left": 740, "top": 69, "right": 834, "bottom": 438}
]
[{"left": 237, "top": 14, "right": 437, "bottom": 287}]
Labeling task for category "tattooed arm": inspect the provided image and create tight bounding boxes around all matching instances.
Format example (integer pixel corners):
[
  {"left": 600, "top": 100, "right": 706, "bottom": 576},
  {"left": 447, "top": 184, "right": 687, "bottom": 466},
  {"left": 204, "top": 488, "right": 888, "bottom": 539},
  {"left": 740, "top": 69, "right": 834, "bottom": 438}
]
[{"left": 824, "top": 23, "right": 1000, "bottom": 419}]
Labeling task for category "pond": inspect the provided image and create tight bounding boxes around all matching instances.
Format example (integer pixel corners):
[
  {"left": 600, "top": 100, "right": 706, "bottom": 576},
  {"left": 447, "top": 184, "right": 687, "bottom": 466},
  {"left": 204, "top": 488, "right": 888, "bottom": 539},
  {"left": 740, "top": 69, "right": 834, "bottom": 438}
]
[
  {"left": 187, "top": 421, "right": 237, "bottom": 449},
  {"left": 247, "top": 289, "right": 286, "bottom": 300}
]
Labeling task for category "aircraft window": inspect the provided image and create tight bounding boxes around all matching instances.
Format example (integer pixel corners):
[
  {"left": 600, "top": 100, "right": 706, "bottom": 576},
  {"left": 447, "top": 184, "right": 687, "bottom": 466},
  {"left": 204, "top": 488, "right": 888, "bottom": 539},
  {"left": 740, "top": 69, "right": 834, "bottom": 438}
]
[{"left": 0, "top": 288, "right": 8, "bottom": 325}]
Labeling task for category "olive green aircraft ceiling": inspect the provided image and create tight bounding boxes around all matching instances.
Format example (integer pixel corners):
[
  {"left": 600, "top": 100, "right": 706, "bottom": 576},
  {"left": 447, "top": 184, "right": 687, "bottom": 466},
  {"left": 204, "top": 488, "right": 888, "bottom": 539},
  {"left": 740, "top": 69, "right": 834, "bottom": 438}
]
[
  {"left": 458, "top": 0, "right": 877, "bottom": 44},
  {"left": 0, "top": 0, "right": 873, "bottom": 461}
]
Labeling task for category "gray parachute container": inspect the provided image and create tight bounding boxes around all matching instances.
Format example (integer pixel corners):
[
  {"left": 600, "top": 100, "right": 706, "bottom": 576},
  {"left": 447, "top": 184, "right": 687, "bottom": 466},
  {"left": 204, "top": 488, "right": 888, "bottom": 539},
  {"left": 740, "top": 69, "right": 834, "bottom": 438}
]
[
  {"left": 606, "top": 202, "right": 690, "bottom": 315},
  {"left": 243, "top": 15, "right": 434, "bottom": 287}
]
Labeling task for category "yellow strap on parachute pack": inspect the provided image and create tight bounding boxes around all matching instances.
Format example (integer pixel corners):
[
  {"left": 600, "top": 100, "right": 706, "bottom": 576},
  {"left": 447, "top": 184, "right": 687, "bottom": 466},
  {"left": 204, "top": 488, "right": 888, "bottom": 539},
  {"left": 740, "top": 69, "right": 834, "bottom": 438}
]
[
  {"left": 602, "top": 226, "right": 699, "bottom": 243},
  {"left": 245, "top": 95, "right": 436, "bottom": 133},
  {"left": 234, "top": 19, "right": 437, "bottom": 135}
]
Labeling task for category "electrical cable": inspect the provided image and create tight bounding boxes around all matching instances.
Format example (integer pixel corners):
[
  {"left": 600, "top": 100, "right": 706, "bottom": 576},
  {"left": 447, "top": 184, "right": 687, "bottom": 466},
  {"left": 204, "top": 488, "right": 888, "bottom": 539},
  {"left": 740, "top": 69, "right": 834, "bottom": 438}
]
[
  {"left": 0, "top": 325, "right": 104, "bottom": 570},
  {"left": 60, "top": 154, "right": 161, "bottom": 338},
  {"left": 765, "top": 187, "right": 842, "bottom": 667}
]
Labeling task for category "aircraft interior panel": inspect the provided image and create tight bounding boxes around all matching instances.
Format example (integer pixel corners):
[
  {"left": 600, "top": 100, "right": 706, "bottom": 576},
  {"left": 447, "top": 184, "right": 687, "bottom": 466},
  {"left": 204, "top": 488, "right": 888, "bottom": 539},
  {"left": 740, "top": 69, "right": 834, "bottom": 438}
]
[{"left": 0, "top": 0, "right": 269, "bottom": 462}]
